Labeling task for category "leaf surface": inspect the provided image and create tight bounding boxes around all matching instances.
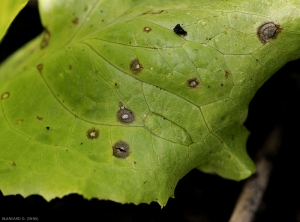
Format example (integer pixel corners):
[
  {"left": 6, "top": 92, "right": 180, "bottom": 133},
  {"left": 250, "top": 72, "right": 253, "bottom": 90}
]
[{"left": 0, "top": 0, "right": 300, "bottom": 206}]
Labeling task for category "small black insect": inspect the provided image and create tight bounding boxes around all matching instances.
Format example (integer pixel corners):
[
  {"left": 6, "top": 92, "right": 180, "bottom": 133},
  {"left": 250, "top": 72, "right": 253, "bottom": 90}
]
[{"left": 173, "top": 24, "right": 187, "bottom": 36}]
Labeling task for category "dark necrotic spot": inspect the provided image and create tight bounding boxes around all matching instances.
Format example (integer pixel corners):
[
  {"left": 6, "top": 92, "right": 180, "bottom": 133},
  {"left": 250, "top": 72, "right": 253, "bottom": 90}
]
[
  {"left": 1, "top": 92, "right": 10, "bottom": 100},
  {"left": 257, "top": 22, "right": 281, "bottom": 44},
  {"left": 40, "top": 28, "right": 51, "bottom": 49},
  {"left": 143, "top": 27, "right": 151, "bottom": 33},
  {"left": 130, "top": 58, "right": 143, "bottom": 74},
  {"left": 117, "top": 103, "right": 134, "bottom": 124},
  {"left": 72, "top": 17, "right": 79, "bottom": 25},
  {"left": 37, "top": 64, "right": 44, "bottom": 72},
  {"left": 86, "top": 127, "right": 100, "bottom": 139},
  {"left": 37, "top": 116, "right": 43, "bottom": 120},
  {"left": 173, "top": 24, "right": 187, "bottom": 36},
  {"left": 113, "top": 141, "right": 130, "bottom": 158},
  {"left": 225, "top": 70, "right": 230, "bottom": 78},
  {"left": 187, "top": 78, "right": 199, "bottom": 88},
  {"left": 46, "top": 126, "right": 50, "bottom": 130}
]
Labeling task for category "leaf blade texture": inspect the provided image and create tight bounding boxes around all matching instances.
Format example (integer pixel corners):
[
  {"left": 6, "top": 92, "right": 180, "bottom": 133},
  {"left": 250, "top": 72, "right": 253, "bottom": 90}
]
[{"left": 0, "top": 0, "right": 300, "bottom": 206}]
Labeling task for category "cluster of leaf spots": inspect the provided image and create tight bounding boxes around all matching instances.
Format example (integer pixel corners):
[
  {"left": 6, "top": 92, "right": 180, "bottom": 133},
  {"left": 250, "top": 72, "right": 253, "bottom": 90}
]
[{"left": 0, "top": 0, "right": 299, "bottom": 208}]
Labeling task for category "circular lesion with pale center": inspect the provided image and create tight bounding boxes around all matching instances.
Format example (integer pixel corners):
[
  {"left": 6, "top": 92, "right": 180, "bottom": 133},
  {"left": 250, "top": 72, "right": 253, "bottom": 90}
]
[
  {"left": 1, "top": 92, "right": 10, "bottom": 100},
  {"left": 86, "top": 127, "right": 100, "bottom": 139},
  {"left": 257, "top": 22, "right": 281, "bottom": 44},
  {"left": 130, "top": 58, "right": 143, "bottom": 74},
  {"left": 117, "top": 103, "right": 135, "bottom": 124},
  {"left": 187, "top": 78, "right": 199, "bottom": 88}
]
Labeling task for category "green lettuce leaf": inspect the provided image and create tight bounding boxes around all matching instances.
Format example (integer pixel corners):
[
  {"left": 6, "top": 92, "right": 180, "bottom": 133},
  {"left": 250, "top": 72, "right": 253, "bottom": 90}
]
[{"left": 0, "top": 0, "right": 299, "bottom": 206}]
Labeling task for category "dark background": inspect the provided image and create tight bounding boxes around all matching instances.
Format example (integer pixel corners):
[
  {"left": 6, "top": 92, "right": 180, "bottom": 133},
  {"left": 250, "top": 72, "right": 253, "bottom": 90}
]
[{"left": 1, "top": 2, "right": 300, "bottom": 221}]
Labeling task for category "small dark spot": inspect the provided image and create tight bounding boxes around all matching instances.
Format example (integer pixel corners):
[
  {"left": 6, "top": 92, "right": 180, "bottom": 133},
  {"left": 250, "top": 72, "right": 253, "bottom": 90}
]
[
  {"left": 46, "top": 126, "right": 50, "bottom": 130},
  {"left": 113, "top": 141, "right": 130, "bottom": 158},
  {"left": 143, "top": 27, "right": 151, "bottom": 33},
  {"left": 117, "top": 103, "right": 134, "bottom": 124},
  {"left": 187, "top": 78, "right": 199, "bottom": 88},
  {"left": 72, "top": 17, "right": 79, "bottom": 25},
  {"left": 37, "top": 64, "right": 44, "bottom": 72},
  {"left": 257, "top": 22, "right": 281, "bottom": 44},
  {"left": 1, "top": 92, "right": 10, "bottom": 100},
  {"left": 37, "top": 116, "right": 43, "bottom": 120},
  {"left": 134, "top": 161, "right": 136, "bottom": 164},
  {"left": 173, "top": 24, "right": 187, "bottom": 36},
  {"left": 144, "top": 181, "right": 147, "bottom": 184},
  {"left": 12, "top": 162, "right": 16, "bottom": 167},
  {"left": 207, "top": 86, "right": 211, "bottom": 88},
  {"left": 225, "top": 70, "right": 230, "bottom": 78},
  {"left": 80, "top": 143, "right": 83, "bottom": 145},
  {"left": 66, "top": 149, "right": 68, "bottom": 152},
  {"left": 101, "top": 19, "right": 104, "bottom": 22},
  {"left": 86, "top": 127, "right": 100, "bottom": 139},
  {"left": 17, "top": 119, "right": 24, "bottom": 124},
  {"left": 100, "top": 10, "right": 103, "bottom": 13},
  {"left": 220, "top": 82, "right": 224, "bottom": 87},
  {"left": 215, "top": 57, "right": 218, "bottom": 60},
  {"left": 130, "top": 58, "right": 143, "bottom": 74},
  {"left": 68, "top": 65, "right": 72, "bottom": 70},
  {"left": 40, "top": 28, "right": 51, "bottom": 49},
  {"left": 114, "top": 83, "right": 118, "bottom": 86}
]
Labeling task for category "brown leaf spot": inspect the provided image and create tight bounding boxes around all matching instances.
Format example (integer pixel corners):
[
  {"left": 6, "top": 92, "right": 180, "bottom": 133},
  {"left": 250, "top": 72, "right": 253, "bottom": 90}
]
[
  {"left": 143, "top": 27, "right": 151, "bottom": 33},
  {"left": 37, "top": 116, "right": 43, "bottom": 120},
  {"left": 130, "top": 58, "right": 143, "bottom": 74},
  {"left": 113, "top": 141, "right": 130, "bottom": 158},
  {"left": 72, "top": 17, "right": 79, "bottom": 25},
  {"left": 1, "top": 92, "right": 10, "bottom": 100},
  {"left": 117, "top": 103, "right": 134, "bottom": 124},
  {"left": 225, "top": 70, "right": 230, "bottom": 78},
  {"left": 40, "top": 28, "right": 51, "bottom": 49},
  {"left": 257, "top": 22, "right": 281, "bottom": 44},
  {"left": 187, "top": 78, "right": 199, "bottom": 88},
  {"left": 37, "top": 64, "right": 44, "bottom": 72},
  {"left": 86, "top": 127, "right": 100, "bottom": 139}
]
